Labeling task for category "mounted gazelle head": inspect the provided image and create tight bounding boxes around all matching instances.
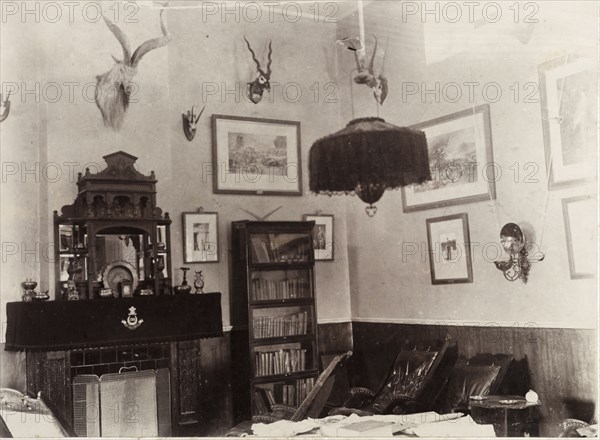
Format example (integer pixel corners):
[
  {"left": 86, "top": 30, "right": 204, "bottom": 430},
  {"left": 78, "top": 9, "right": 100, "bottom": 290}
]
[
  {"left": 182, "top": 105, "right": 205, "bottom": 141},
  {"left": 95, "top": 4, "right": 172, "bottom": 130},
  {"left": 350, "top": 34, "right": 388, "bottom": 105},
  {"left": 243, "top": 37, "right": 272, "bottom": 104},
  {"left": 0, "top": 91, "right": 11, "bottom": 123}
]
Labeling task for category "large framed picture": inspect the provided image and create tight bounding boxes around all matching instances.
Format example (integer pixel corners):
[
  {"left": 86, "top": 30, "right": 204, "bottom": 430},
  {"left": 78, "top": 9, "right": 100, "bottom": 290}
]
[
  {"left": 303, "top": 214, "right": 334, "bottom": 261},
  {"left": 212, "top": 115, "right": 302, "bottom": 196},
  {"left": 539, "top": 56, "right": 597, "bottom": 188},
  {"left": 562, "top": 195, "right": 597, "bottom": 279},
  {"left": 425, "top": 213, "right": 473, "bottom": 284},
  {"left": 182, "top": 212, "right": 219, "bottom": 263},
  {"left": 402, "top": 104, "right": 495, "bottom": 212}
]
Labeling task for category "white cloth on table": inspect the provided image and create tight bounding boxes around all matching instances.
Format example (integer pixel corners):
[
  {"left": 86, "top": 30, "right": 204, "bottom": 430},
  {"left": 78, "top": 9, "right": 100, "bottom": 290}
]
[{"left": 250, "top": 411, "right": 496, "bottom": 437}]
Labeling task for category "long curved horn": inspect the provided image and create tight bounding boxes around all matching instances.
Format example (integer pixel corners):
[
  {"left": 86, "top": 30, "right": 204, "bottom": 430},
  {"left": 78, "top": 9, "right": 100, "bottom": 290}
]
[
  {"left": 243, "top": 36, "right": 265, "bottom": 76},
  {"left": 368, "top": 34, "right": 378, "bottom": 75},
  {"left": 131, "top": 7, "right": 172, "bottom": 67},
  {"left": 102, "top": 13, "right": 132, "bottom": 64},
  {"left": 265, "top": 40, "right": 272, "bottom": 77},
  {"left": 380, "top": 33, "right": 389, "bottom": 76},
  {"left": 195, "top": 105, "right": 205, "bottom": 123}
]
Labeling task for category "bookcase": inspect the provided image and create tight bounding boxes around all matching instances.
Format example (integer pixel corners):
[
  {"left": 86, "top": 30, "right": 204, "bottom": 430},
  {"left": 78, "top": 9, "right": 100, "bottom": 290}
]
[{"left": 230, "top": 221, "right": 319, "bottom": 422}]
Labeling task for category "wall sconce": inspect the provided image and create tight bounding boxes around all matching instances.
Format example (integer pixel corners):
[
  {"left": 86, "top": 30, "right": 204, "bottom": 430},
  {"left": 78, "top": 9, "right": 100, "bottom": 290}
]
[
  {"left": 493, "top": 223, "right": 544, "bottom": 283},
  {"left": 182, "top": 105, "right": 205, "bottom": 141},
  {"left": 0, "top": 91, "right": 11, "bottom": 123}
]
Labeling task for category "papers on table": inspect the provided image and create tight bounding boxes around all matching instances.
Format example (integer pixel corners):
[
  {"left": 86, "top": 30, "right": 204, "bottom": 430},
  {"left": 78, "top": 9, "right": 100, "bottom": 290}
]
[{"left": 251, "top": 411, "right": 496, "bottom": 438}]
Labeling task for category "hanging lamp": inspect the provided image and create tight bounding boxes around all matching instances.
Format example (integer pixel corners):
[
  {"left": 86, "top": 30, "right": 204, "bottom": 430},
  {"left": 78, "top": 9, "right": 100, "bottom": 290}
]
[
  {"left": 309, "top": 1, "right": 431, "bottom": 216},
  {"left": 309, "top": 117, "right": 430, "bottom": 216}
]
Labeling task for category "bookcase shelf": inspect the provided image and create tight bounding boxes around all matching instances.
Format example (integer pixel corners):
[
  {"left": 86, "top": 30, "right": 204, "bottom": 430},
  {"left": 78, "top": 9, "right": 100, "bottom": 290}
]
[{"left": 230, "top": 221, "right": 319, "bottom": 422}]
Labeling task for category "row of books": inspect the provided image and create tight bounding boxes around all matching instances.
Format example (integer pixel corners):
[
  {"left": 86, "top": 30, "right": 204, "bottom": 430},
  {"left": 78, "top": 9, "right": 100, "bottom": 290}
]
[
  {"left": 253, "top": 312, "right": 309, "bottom": 339},
  {"left": 249, "top": 236, "right": 309, "bottom": 263},
  {"left": 251, "top": 277, "right": 310, "bottom": 301},
  {"left": 254, "top": 348, "right": 308, "bottom": 377},
  {"left": 254, "top": 378, "right": 316, "bottom": 413}
]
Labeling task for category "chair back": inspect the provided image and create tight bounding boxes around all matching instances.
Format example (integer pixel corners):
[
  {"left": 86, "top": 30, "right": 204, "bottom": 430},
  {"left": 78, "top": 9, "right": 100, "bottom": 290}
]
[
  {"left": 436, "top": 352, "right": 513, "bottom": 414},
  {"left": 365, "top": 338, "right": 455, "bottom": 414}
]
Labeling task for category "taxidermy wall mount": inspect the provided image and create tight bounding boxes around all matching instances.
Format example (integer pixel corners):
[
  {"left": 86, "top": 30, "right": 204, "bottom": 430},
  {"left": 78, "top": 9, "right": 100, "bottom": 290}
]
[
  {"left": 182, "top": 105, "right": 205, "bottom": 141},
  {"left": 0, "top": 91, "right": 11, "bottom": 123},
  {"left": 243, "top": 37, "right": 272, "bottom": 104},
  {"left": 95, "top": 4, "right": 172, "bottom": 130},
  {"left": 338, "top": 33, "right": 388, "bottom": 105}
]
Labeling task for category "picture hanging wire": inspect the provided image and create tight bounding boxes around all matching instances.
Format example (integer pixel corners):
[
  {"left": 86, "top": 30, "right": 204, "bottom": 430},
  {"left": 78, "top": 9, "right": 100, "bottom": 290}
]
[{"left": 538, "top": 53, "right": 571, "bottom": 251}]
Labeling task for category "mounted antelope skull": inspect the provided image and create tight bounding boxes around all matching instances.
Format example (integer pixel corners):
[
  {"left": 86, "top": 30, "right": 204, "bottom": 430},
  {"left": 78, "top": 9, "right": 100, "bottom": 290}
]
[
  {"left": 95, "top": 5, "right": 172, "bottom": 130},
  {"left": 243, "top": 37, "right": 272, "bottom": 104},
  {"left": 347, "top": 34, "right": 388, "bottom": 105},
  {"left": 182, "top": 105, "right": 205, "bottom": 141},
  {"left": 0, "top": 91, "right": 11, "bottom": 123}
]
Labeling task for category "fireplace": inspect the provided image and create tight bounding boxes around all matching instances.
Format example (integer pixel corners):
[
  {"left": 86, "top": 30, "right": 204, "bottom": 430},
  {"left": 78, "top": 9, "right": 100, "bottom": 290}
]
[{"left": 4, "top": 293, "right": 223, "bottom": 436}]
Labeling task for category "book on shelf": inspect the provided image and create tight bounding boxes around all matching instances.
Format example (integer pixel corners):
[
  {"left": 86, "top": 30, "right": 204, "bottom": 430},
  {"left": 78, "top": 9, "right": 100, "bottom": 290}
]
[
  {"left": 254, "top": 388, "right": 271, "bottom": 414},
  {"left": 254, "top": 348, "right": 308, "bottom": 377},
  {"left": 253, "top": 311, "right": 309, "bottom": 338},
  {"left": 251, "top": 277, "right": 309, "bottom": 301}
]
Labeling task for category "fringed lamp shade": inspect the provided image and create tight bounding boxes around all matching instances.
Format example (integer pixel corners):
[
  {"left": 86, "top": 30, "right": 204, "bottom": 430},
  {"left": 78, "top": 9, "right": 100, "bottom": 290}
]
[{"left": 309, "top": 117, "right": 431, "bottom": 215}]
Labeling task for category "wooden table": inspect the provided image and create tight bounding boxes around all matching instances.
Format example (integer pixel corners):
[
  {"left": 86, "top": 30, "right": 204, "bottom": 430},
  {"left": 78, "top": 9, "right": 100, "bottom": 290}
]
[{"left": 469, "top": 395, "right": 541, "bottom": 437}]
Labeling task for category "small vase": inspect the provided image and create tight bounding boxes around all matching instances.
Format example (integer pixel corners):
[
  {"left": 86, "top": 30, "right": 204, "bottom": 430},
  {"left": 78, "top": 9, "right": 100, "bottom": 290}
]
[
  {"left": 194, "top": 271, "right": 205, "bottom": 294},
  {"left": 22, "top": 279, "right": 37, "bottom": 302}
]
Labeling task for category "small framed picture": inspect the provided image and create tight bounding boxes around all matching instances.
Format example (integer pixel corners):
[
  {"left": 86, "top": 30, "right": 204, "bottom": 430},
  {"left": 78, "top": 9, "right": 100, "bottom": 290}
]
[
  {"left": 303, "top": 214, "right": 334, "bottom": 261},
  {"left": 212, "top": 114, "right": 302, "bottom": 196},
  {"left": 562, "top": 195, "right": 597, "bottom": 279},
  {"left": 426, "top": 213, "right": 473, "bottom": 284},
  {"left": 182, "top": 212, "right": 219, "bottom": 263}
]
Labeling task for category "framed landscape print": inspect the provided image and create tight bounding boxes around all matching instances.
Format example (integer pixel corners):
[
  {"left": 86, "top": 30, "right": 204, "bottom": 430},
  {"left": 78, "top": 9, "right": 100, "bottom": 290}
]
[
  {"left": 303, "top": 214, "right": 334, "bottom": 261},
  {"left": 539, "top": 55, "right": 597, "bottom": 188},
  {"left": 212, "top": 115, "right": 302, "bottom": 196},
  {"left": 562, "top": 195, "right": 597, "bottom": 279},
  {"left": 402, "top": 104, "right": 495, "bottom": 212},
  {"left": 426, "top": 213, "right": 473, "bottom": 284},
  {"left": 182, "top": 212, "right": 219, "bottom": 263}
]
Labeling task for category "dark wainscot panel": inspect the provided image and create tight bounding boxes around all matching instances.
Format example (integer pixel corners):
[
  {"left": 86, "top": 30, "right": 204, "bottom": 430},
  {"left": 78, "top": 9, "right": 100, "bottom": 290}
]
[{"left": 351, "top": 322, "right": 597, "bottom": 437}]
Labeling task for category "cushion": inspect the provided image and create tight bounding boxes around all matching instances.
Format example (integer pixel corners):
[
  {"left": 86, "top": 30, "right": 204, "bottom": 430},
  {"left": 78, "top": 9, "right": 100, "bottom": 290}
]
[{"left": 440, "top": 364, "right": 501, "bottom": 413}]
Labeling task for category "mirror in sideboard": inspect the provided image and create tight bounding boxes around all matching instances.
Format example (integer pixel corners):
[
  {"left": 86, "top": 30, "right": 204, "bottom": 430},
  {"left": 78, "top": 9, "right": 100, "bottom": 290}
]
[{"left": 53, "top": 151, "right": 172, "bottom": 300}]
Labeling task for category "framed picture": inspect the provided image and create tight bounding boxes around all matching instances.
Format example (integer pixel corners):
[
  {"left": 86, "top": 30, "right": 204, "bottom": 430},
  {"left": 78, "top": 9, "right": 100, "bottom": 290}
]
[
  {"left": 182, "top": 212, "right": 219, "bottom": 263},
  {"left": 212, "top": 114, "right": 302, "bottom": 196},
  {"left": 425, "top": 213, "right": 473, "bottom": 284},
  {"left": 303, "top": 214, "right": 334, "bottom": 261},
  {"left": 562, "top": 195, "right": 597, "bottom": 279},
  {"left": 402, "top": 104, "right": 495, "bottom": 212},
  {"left": 539, "top": 55, "right": 597, "bottom": 188}
]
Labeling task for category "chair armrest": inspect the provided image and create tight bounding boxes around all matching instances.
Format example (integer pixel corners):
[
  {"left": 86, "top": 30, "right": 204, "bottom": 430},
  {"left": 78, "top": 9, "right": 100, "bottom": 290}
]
[
  {"left": 384, "top": 395, "right": 428, "bottom": 415},
  {"left": 343, "top": 387, "right": 376, "bottom": 409},
  {"left": 251, "top": 404, "right": 297, "bottom": 423},
  {"left": 558, "top": 419, "right": 590, "bottom": 437}
]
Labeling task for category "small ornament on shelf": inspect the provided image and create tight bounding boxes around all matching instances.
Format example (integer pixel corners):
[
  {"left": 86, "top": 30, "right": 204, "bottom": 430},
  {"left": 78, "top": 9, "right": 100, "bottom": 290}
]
[
  {"left": 194, "top": 270, "right": 205, "bottom": 294},
  {"left": 21, "top": 279, "right": 36, "bottom": 302},
  {"left": 174, "top": 267, "right": 192, "bottom": 294}
]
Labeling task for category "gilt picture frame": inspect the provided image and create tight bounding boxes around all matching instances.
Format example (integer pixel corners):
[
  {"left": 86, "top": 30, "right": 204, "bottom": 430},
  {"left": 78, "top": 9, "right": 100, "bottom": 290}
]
[
  {"left": 303, "top": 214, "right": 334, "bottom": 261},
  {"left": 182, "top": 212, "right": 219, "bottom": 263},
  {"left": 426, "top": 213, "right": 473, "bottom": 284},
  {"left": 212, "top": 115, "right": 302, "bottom": 196},
  {"left": 562, "top": 195, "right": 597, "bottom": 279},
  {"left": 539, "top": 55, "right": 597, "bottom": 188},
  {"left": 402, "top": 104, "right": 495, "bottom": 212}
]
